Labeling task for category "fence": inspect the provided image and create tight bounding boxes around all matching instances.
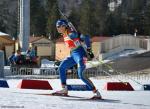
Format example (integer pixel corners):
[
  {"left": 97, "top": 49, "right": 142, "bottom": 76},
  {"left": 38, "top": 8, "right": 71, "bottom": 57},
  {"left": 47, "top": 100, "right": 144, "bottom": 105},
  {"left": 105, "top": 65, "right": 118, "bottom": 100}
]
[
  {"left": 6, "top": 66, "right": 59, "bottom": 79},
  {"left": 4, "top": 64, "right": 106, "bottom": 79},
  {"left": 3, "top": 62, "right": 150, "bottom": 83},
  {"left": 6, "top": 66, "right": 103, "bottom": 79}
]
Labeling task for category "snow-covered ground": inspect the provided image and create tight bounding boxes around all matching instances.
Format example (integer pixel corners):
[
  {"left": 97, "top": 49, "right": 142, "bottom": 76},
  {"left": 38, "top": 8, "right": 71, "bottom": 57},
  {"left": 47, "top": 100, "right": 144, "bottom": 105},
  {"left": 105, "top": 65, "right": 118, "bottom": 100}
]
[{"left": 0, "top": 78, "right": 150, "bottom": 109}]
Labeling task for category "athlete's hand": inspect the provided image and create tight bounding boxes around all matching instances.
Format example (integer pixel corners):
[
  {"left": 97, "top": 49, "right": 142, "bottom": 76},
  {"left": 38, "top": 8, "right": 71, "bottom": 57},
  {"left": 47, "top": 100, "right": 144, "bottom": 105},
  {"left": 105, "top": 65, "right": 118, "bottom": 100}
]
[{"left": 87, "top": 48, "right": 94, "bottom": 60}]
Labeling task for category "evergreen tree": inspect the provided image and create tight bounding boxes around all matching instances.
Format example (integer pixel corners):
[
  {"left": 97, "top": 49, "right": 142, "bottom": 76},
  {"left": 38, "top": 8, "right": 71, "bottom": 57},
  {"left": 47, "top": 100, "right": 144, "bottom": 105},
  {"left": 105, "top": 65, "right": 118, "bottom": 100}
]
[
  {"left": 121, "top": 0, "right": 146, "bottom": 35},
  {"left": 30, "top": 0, "right": 46, "bottom": 36},
  {"left": 107, "top": 4, "right": 123, "bottom": 35},
  {"left": 94, "top": 0, "right": 109, "bottom": 35},
  {"left": 10, "top": 10, "right": 18, "bottom": 38},
  {"left": 46, "top": 0, "right": 60, "bottom": 40},
  {"left": 68, "top": 7, "right": 80, "bottom": 32},
  {"left": 142, "top": 0, "right": 150, "bottom": 35},
  {"left": 0, "top": 0, "right": 18, "bottom": 37},
  {"left": 1, "top": 0, "right": 150, "bottom": 37},
  {"left": 0, "top": 20, "right": 6, "bottom": 32},
  {"left": 78, "top": 0, "right": 95, "bottom": 36}
]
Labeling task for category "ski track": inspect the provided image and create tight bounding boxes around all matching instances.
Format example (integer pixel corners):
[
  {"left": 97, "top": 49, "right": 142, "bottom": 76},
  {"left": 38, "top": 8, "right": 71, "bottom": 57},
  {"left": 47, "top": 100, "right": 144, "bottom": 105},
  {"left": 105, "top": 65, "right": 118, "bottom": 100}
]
[{"left": 0, "top": 79, "right": 150, "bottom": 109}]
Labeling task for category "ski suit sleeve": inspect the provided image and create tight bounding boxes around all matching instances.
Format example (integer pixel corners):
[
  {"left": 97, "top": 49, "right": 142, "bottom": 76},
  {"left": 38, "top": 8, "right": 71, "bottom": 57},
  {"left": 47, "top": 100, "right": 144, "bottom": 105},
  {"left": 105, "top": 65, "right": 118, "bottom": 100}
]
[
  {"left": 79, "top": 34, "right": 91, "bottom": 48},
  {"left": 80, "top": 34, "right": 94, "bottom": 60}
]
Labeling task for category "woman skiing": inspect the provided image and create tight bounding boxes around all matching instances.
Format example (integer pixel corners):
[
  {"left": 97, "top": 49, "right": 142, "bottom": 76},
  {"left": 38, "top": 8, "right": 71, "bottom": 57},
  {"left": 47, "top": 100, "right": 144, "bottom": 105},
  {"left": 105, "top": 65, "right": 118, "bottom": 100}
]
[{"left": 53, "top": 19, "right": 102, "bottom": 99}]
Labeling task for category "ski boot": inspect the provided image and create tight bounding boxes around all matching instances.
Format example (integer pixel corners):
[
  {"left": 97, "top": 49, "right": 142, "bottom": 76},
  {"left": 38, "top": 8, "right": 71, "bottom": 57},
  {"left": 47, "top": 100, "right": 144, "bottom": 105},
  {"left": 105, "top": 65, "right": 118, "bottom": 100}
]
[
  {"left": 52, "top": 86, "right": 68, "bottom": 96},
  {"left": 91, "top": 90, "right": 102, "bottom": 99}
]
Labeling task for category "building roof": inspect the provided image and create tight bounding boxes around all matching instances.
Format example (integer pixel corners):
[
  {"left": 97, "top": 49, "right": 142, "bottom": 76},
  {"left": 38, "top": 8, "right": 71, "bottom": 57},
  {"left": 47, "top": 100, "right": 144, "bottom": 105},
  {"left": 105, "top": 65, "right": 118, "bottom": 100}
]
[
  {"left": 29, "top": 36, "right": 43, "bottom": 43},
  {"left": 15, "top": 36, "right": 50, "bottom": 43},
  {"left": 0, "top": 31, "right": 9, "bottom": 36},
  {"left": 0, "top": 32, "right": 14, "bottom": 42},
  {"left": 92, "top": 36, "right": 111, "bottom": 42}
]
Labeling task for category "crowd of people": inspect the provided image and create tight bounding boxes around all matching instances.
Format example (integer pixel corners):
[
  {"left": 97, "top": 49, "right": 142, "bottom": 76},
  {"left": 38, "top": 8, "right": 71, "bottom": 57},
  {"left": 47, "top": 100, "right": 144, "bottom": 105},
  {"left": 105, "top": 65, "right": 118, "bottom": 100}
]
[{"left": 8, "top": 47, "right": 37, "bottom": 66}]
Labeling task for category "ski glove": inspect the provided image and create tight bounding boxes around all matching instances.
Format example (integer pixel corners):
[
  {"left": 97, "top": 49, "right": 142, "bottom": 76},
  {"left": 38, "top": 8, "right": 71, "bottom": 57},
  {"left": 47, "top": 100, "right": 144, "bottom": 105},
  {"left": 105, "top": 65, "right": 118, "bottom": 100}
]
[{"left": 87, "top": 48, "right": 94, "bottom": 60}]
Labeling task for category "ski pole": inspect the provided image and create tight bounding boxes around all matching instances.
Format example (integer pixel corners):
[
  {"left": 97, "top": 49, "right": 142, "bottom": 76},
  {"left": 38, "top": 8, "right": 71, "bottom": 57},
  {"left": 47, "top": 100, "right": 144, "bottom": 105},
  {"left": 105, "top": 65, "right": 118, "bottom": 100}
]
[
  {"left": 87, "top": 60, "right": 128, "bottom": 85},
  {"left": 94, "top": 58, "right": 143, "bottom": 86}
]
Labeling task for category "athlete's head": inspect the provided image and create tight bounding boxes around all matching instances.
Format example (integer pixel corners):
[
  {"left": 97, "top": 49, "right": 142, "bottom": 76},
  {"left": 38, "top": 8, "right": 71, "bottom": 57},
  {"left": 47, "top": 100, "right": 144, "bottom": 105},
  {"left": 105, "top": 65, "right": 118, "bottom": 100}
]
[
  {"left": 56, "top": 19, "right": 68, "bottom": 34},
  {"left": 56, "top": 19, "right": 68, "bottom": 28}
]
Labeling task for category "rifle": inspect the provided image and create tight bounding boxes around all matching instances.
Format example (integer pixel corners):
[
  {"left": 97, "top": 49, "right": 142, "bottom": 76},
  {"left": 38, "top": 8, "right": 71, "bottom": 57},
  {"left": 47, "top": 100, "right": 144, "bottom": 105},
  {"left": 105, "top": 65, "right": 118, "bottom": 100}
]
[{"left": 58, "top": 9, "right": 77, "bottom": 32}]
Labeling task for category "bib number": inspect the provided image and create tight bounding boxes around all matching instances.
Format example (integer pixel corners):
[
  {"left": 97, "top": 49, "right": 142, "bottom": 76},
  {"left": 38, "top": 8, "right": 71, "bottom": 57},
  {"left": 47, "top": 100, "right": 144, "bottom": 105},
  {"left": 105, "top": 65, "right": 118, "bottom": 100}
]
[{"left": 74, "top": 40, "right": 81, "bottom": 47}]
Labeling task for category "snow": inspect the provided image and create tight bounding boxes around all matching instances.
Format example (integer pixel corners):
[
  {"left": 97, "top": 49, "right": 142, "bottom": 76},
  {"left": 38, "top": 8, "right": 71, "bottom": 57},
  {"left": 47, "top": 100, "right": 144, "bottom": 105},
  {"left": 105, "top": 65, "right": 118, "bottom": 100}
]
[
  {"left": 105, "top": 49, "right": 146, "bottom": 61},
  {"left": 41, "top": 59, "right": 58, "bottom": 68},
  {"left": 86, "top": 49, "right": 147, "bottom": 68},
  {"left": 0, "top": 78, "right": 150, "bottom": 109}
]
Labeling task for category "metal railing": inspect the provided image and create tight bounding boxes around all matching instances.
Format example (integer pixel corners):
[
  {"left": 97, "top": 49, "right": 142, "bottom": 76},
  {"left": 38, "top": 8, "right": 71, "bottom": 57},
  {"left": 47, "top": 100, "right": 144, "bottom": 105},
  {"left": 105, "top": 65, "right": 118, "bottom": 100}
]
[
  {"left": 3, "top": 64, "right": 150, "bottom": 83},
  {"left": 4, "top": 64, "right": 104, "bottom": 79}
]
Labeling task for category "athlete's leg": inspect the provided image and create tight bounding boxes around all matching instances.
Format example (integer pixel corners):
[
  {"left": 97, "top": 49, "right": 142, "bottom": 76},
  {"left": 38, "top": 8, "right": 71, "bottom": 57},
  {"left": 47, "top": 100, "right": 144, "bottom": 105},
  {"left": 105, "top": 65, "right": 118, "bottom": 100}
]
[
  {"left": 58, "top": 56, "right": 76, "bottom": 87},
  {"left": 72, "top": 52, "right": 102, "bottom": 99},
  {"left": 72, "top": 51, "right": 96, "bottom": 90},
  {"left": 52, "top": 56, "right": 77, "bottom": 96}
]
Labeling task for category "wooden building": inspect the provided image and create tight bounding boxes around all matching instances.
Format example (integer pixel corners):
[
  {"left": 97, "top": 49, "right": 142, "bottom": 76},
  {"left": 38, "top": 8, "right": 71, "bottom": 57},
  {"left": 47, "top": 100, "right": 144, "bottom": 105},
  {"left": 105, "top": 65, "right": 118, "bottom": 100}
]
[
  {"left": 15, "top": 36, "right": 55, "bottom": 63},
  {"left": 0, "top": 32, "right": 15, "bottom": 64}
]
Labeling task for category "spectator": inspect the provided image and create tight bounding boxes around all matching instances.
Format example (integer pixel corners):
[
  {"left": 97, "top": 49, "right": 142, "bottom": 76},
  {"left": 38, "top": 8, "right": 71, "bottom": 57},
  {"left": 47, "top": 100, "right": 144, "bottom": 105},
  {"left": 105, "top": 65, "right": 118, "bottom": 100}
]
[
  {"left": 14, "top": 50, "right": 23, "bottom": 65},
  {"left": 26, "top": 47, "right": 36, "bottom": 63},
  {"left": 8, "top": 52, "right": 15, "bottom": 65}
]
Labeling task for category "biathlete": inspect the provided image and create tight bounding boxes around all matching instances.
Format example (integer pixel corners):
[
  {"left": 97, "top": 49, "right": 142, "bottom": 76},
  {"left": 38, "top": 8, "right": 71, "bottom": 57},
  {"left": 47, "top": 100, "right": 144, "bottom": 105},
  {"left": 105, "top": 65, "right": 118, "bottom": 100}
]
[{"left": 52, "top": 19, "right": 102, "bottom": 99}]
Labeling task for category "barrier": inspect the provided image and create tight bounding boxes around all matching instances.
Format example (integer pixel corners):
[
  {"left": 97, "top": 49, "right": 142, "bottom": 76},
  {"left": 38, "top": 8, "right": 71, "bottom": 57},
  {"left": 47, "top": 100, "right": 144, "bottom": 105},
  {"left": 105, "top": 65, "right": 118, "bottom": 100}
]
[
  {"left": 104, "top": 82, "right": 134, "bottom": 91},
  {"left": 17, "top": 79, "right": 53, "bottom": 90},
  {"left": 67, "top": 85, "right": 92, "bottom": 91},
  {"left": 143, "top": 84, "right": 150, "bottom": 90},
  {"left": 0, "top": 80, "right": 9, "bottom": 88}
]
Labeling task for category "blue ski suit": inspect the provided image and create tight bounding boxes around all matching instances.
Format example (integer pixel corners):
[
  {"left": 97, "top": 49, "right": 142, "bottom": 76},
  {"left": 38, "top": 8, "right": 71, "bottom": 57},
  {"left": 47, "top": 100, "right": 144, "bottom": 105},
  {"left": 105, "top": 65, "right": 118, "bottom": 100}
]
[{"left": 58, "top": 30, "right": 96, "bottom": 90}]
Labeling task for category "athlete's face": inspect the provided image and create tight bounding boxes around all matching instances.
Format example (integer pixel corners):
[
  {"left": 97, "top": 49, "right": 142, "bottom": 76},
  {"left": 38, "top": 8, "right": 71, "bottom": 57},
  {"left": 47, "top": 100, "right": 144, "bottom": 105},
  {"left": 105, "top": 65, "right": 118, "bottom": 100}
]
[{"left": 57, "top": 26, "right": 66, "bottom": 34}]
